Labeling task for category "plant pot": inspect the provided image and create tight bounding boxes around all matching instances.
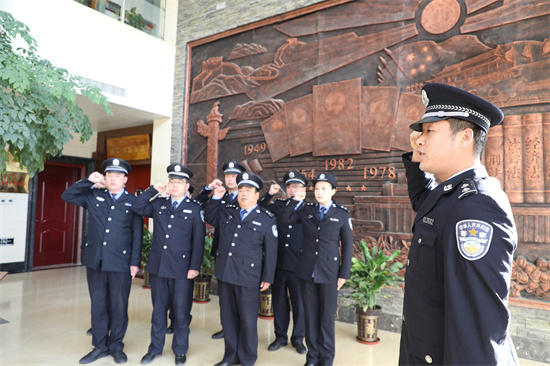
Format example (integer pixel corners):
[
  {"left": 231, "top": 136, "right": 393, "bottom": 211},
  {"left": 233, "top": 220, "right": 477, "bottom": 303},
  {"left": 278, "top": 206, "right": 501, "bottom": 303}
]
[
  {"left": 193, "top": 276, "right": 212, "bottom": 303},
  {"left": 142, "top": 271, "right": 150, "bottom": 289},
  {"left": 356, "top": 305, "right": 381, "bottom": 344},
  {"left": 258, "top": 289, "right": 274, "bottom": 319}
]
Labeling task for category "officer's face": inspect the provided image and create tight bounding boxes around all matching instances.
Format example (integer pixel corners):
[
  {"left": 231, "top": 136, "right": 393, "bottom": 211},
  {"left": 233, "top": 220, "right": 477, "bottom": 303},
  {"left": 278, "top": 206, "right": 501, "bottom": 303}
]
[
  {"left": 286, "top": 183, "right": 306, "bottom": 201},
  {"left": 105, "top": 172, "right": 127, "bottom": 193},
  {"left": 416, "top": 120, "right": 466, "bottom": 181},
  {"left": 314, "top": 181, "right": 335, "bottom": 206},
  {"left": 237, "top": 185, "right": 259, "bottom": 210},
  {"left": 168, "top": 178, "right": 189, "bottom": 200},
  {"left": 225, "top": 174, "right": 238, "bottom": 192}
]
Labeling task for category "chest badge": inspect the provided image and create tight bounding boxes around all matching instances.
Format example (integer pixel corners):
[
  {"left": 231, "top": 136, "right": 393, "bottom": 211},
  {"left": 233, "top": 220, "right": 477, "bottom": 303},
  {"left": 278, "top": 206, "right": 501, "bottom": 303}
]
[{"left": 455, "top": 219, "right": 493, "bottom": 261}]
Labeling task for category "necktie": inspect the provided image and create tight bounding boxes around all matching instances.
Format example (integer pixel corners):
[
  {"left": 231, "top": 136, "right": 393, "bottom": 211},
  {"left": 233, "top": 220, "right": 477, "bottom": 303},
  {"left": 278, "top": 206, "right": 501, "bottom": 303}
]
[
  {"left": 318, "top": 206, "right": 326, "bottom": 221},
  {"left": 111, "top": 193, "right": 117, "bottom": 201},
  {"left": 240, "top": 209, "right": 247, "bottom": 222},
  {"left": 172, "top": 201, "right": 178, "bottom": 210}
]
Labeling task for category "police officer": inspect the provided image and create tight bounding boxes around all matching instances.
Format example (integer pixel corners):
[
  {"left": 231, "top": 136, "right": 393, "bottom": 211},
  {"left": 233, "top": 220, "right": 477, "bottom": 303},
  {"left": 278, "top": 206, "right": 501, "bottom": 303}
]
[
  {"left": 132, "top": 164, "right": 205, "bottom": 366},
  {"left": 258, "top": 171, "right": 307, "bottom": 355},
  {"left": 279, "top": 173, "right": 353, "bottom": 366},
  {"left": 194, "top": 160, "right": 246, "bottom": 340},
  {"left": 399, "top": 83, "right": 519, "bottom": 365},
  {"left": 204, "top": 172, "right": 278, "bottom": 366},
  {"left": 61, "top": 158, "right": 143, "bottom": 364}
]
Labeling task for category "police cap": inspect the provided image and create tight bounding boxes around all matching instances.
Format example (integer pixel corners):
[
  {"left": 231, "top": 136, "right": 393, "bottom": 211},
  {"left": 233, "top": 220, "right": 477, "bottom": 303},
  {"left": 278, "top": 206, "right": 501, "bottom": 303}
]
[
  {"left": 102, "top": 158, "right": 131, "bottom": 175},
  {"left": 313, "top": 173, "right": 337, "bottom": 189},
  {"left": 223, "top": 161, "right": 246, "bottom": 175},
  {"left": 237, "top": 171, "right": 263, "bottom": 190},
  {"left": 167, "top": 164, "right": 193, "bottom": 180},
  {"left": 410, "top": 83, "right": 504, "bottom": 134},
  {"left": 284, "top": 170, "right": 308, "bottom": 187}
]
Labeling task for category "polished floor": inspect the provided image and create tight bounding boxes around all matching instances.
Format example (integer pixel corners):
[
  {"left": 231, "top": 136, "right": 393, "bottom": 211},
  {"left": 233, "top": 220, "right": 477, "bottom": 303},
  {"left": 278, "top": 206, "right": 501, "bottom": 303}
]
[{"left": 0, "top": 267, "right": 547, "bottom": 366}]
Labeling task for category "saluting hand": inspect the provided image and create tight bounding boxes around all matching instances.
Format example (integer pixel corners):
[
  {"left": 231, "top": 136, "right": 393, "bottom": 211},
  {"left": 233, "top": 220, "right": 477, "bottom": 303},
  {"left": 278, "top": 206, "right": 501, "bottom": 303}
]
[
  {"left": 268, "top": 184, "right": 281, "bottom": 195},
  {"left": 213, "top": 184, "right": 226, "bottom": 198},
  {"left": 88, "top": 172, "right": 104, "bottom": 184},
  {"left": 208, "top": 179, "right": 224, "bottom": 190},
  {"left": 154, "top": 183, "right": 170, "bottom": 197}
]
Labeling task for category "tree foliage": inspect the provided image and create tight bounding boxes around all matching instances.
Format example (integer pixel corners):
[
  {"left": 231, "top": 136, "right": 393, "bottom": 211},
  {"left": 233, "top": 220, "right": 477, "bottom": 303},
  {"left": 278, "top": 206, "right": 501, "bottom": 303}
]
[{"left": 0, "top": 10, "right": 111, "bottom": 176}]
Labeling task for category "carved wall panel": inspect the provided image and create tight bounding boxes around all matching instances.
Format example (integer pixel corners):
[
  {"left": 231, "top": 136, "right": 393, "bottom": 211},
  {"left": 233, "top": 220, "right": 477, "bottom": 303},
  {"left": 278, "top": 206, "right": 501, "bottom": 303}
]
[{"left": 185, "top": 0, "right": 550, "bottom": 301}]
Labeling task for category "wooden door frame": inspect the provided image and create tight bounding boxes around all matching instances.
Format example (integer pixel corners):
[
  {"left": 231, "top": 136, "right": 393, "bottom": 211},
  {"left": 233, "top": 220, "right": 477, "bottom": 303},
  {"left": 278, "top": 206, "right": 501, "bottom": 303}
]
[{"left": 25, "top": 157, "right": 93, "bottom": 272}]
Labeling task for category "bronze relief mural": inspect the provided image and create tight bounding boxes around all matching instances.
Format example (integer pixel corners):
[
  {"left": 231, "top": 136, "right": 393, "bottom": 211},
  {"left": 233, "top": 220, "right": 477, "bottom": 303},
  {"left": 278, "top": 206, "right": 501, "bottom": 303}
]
[{"left": 185, "top": 0, "right": 550, "bottom": 301}]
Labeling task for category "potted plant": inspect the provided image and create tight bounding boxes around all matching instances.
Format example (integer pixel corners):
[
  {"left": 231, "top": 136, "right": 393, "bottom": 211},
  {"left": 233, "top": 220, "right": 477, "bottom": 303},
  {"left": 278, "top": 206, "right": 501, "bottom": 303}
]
[
  {"left": 347, "top": 239, "right": 403, "bottom": 344},
  {"left": 141, "top": 224, "right": 153, "bottom": 288},
  {"left": 193, "top": 233, "right": 215, "bottom": 303}
]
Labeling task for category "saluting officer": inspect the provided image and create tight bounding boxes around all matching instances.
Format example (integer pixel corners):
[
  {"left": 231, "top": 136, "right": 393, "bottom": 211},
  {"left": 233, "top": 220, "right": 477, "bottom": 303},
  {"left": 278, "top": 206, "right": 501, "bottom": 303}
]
[
  {"left": 204, "top": 172, "right": 278, "bottom": 366},
  {"left": 132, "top": 164, "right": 205, "bottom": 366},
  {"left": 61, "top": 158, "right": 143, "bottom": 365},
  {"left": 194, "top": 160, "right": 246, "bottom": 340},
  {"left": 258, "top": 171, "right": 308, "bottom": 355},
  {"left": 279, "top": 173, "right": 353, "bottom": 366},
  {"left": 399, "top": 83, "right": 519, "bottom": 365}
]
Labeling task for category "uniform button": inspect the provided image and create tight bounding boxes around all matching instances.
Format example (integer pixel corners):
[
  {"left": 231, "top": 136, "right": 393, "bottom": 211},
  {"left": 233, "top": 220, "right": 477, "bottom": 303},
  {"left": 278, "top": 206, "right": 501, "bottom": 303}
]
[
  {"left": 108, "top": 217, "right": 112, "bottom": 221},
  {"left": 171, "top": 215, "right": 174, "bottom": 218},
  {"left": 228, "top": 253, "right": 233, "bottom": 256},
  {"left": 182, "top": 255, "right": 186, "bottom": 258},
  {"left": 123, "top": 250, "right": 127, "bottom": 254},
  {"left": 318, "top": 227, "right": 321, "bottom": 230},
  {"left": 418, "top": 238, "right": 422, "bottom": 244},
  {"left": 111, "top": 206, "right": 115, "bottom": 210},
  {"left": 316, "top": 239, "right": 319, "bottom": 242},
  {"left": 166, "top": 234, "right": 169, "bottom": 238},
  {"left": 105, "top": 229, "right": 110, "bottom": 233},
  {"left": 334, "top": 257, "right": 337, "bottom": 261},
  {"left": 231, "top": 243, "right": 235, "bottom": 246},
  {"left": 407, "top": 259, "right": 410, "bottom": 266},
  {"left": 234, "top": 233, "right": 238, "bottom": 237},
  {"left": 315, "top": 251, "right": 318, "bottom": 255},
  {"left": 425, "top": 355, "right": 432, "bottom": 364},
  {"left": 103, "top": 243, "right": 107, "bottom": 246},
  {"left": 288, "top": 225, "right": 292, "bottom": 229},
  {"left": 102, "top": 242, "right": 106, "bottom": 245},
  {"left": 285, "top": 244, "right": 289, "bottom": 247},
  {"left": 237, "top": 225, "right": 241, "bottom": 228},
  {"left": 251, "top": 263, "right": 254, "bottom": 267},
  {"left": 85, "top": 243, "right": 89, "bottom": 246},
  {"left": 168, "top": 225, "right": 172, "bottom": 228},
  {"left": 163, "top": 245, "right": 167, "bottom": 249},
  {"left": 287, "top": 234, "right": 290, "bottom": 238}
]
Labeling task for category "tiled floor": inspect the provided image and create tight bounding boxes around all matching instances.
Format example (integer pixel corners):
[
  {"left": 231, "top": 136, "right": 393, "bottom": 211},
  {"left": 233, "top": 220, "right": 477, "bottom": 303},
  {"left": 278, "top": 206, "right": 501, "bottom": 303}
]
[{"left": 0, "top": 267, "right": 547, "bottom": 366}]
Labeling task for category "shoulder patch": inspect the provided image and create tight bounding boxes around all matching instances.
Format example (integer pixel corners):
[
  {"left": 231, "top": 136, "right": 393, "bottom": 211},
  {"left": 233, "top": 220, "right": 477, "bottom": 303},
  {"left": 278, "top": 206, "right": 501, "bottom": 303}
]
[
  {"left": 189, "top": 199, "right": 203, "bottom": 207},
  {"left": 305, "top": 202, "right": 316, "bottom": 206},
  {"left": 456, "top": 219, "right": 493, "bottom": 261},
  {"left": 261, "top": 207, "right": 275, "bottom": 217},
  {"left": 458, "top": 178, "right": 478, "bottom": 199},
  {"left": 336, "top": 204, "right": 349, "bottom": 212},
  {"left": 225, "top": 203, "right": 238, "bottom": 209}
]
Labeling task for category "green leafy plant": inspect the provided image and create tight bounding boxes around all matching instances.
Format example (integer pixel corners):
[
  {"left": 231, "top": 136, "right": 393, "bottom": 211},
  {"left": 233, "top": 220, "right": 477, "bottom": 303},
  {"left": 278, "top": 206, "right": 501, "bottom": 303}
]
[
  {"left": 0, "top": 11, "right": 111, "bottom": 177},
  {"left": 199, "top": 233, "right": 215, "bottom": 277},
  {"left": 347, "top": 239, "right": 403, "bottom": 312},
  {"left": 141, "top": 224, "right": 152, "bottom": 268},
  {"left": 125, "top": 7, "right": 147, "bottom": 31}
]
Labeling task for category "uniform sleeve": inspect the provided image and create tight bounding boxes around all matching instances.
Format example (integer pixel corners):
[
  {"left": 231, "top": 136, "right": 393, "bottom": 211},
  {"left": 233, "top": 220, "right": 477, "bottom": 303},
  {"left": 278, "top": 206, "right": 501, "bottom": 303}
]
[
  {"left": 443, "top": 195, "right": 517, "bottom": 364},
  {"left": 278, "top": 199, "right": 302, "bottom": 225},
  {"left": 258, "top": 194, "right": 284, "bottom": 215},
  {"left": 193, "top": 187, "right": 212, "bottom": 206},
  {"left": 204, "top": 196, "right": 222, "bottom": 227},
  {"left": 338, "top": 210, "right": 354, "bottom": 280},
  {"left": 402, "top": 152, "right": 438, "bottom": 212},
  {"left": 261, "top": 215, "right": 278, "bottom": 284},
  {"left": 131, "top": 185, "right": 157, "bottom": 218},
  {"left": 60, "top": 178, "right": 95, "bottom": 207},
  {"left": 130, "top": 210, "right": 143, "bottom": 267},
  {"left": 189, "top": 206, "right": 206, "bottom": 272}
]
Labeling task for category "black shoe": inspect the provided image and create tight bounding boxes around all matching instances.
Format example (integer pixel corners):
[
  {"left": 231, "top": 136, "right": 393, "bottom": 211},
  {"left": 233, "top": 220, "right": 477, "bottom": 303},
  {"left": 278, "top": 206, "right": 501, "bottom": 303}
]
[
  {"left": 292, "top": 340, "right": 307, "bottom": 355},
  {"left": 111, "top": 351, "right": 128, "bottom": 364},
  {"left": 175, "top": 354, "right": 186, "bottom": 365},
  {"left": 166, "top": 324, "right": 174, "bottom": 334},
  {"left": 79, "top": 348, "right": 109, "bottom": 364},
  {"left": 211, "top": 329, "right": 224, "bottom": 339},
  {"left": 213, "top": 362, "right": 235, "bottom": 366},
  {"left": 304, "top": 363, "right": 315, "bottom": 366},
  {"left": 141, "top": 353, "right": 161, "bottom": 365},
  {"left": 267, "top": 340, "right": 286, "bottom": 351}
]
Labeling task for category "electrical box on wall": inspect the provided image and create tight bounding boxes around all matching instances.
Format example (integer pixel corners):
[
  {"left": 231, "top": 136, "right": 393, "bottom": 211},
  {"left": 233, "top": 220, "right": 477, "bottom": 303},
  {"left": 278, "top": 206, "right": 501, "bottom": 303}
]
[{"left": 0, "top": 193, "right": 29, "bottom": 264}]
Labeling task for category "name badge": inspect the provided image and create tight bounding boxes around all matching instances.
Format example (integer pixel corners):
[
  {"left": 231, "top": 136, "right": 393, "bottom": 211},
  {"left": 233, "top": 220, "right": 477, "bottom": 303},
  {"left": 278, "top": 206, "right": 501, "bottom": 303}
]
[
  {"left": 184, "top": 209, "right": 192, "bottom": 214},
  {"left": 96, "top": 197, "right": 105, "bottom": 201},
  {"left": 253, "top": 221, "right": 262, "bottom": 226},
  {"left": 125, "top": 203, "right": 132, "bottom": 207},
  {"left": 330, "top": 218, "right": 339, "bottom": 222},
  {"left": 422, "top": 217, "right": 434, "bottom": 225}
]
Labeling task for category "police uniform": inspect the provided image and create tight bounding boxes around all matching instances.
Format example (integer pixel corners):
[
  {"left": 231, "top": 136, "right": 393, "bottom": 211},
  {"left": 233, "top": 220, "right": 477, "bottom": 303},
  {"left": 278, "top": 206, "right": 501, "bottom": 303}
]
[
  {"left": 61, "top": 158, "right": 142, "bottom": 359},
  {"left": 279, "top": 173, "right": 353, "bottom": 366},
  {"left": 399, "top": 83, "right": 519, "bottom": 365},
  {"left": 204, "top": 172, "right": 278, "bottom": 366},
  {"left": 258, "top": 171, "right": 307, "bottom": 352},
  {"left": 132, "top": 164, "right": 205, "bottom": 361}
]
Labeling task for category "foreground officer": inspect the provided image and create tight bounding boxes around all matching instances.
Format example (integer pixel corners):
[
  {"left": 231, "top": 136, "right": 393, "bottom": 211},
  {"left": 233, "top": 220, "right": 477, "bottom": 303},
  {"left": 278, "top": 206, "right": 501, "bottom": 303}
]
[
  {"left": 279, "top": 173, "right": 353, "bottom": 366},
  {"left": 132, "top": 164, "right": 205, "bottom": 365},
  {"left": 61, "top": 158, "right": 143, "bottom": 364},
  {"left": 204, "top": 172, "right": 277, "bottom": 366},
  {"left": 399, "top": 83, "right": 519, "bottom": 365},
  {"left": 258, "top": 171, "right": 307, "bottom": 355}
]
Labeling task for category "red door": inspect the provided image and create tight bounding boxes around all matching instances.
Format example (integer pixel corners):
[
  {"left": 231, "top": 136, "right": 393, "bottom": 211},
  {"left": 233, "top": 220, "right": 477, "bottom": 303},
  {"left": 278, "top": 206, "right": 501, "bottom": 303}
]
[{"left": 33, "top": 163, "right": 83, "bottom": 267}]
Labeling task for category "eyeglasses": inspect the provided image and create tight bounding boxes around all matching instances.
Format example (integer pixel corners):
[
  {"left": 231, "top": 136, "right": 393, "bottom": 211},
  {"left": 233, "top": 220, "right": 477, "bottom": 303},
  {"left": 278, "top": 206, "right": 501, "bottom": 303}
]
[
  {"left": 287, "top": 184, "right": 305, "bottom": 190},
  {"left": 168, "top": 179, "right": 188, "bottom": 186}
]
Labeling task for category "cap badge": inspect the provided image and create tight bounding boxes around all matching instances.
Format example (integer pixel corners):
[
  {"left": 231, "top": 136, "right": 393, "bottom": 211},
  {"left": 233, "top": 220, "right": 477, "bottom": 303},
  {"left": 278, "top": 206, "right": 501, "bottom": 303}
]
[
  {"left": 243, "top": 173, "right": 249, "bottom": 180},
  {"left": 113, "top": 159, "right": 120, "bottom": 166},
  {"left": 421, "top": 89, "right": 429, "bottom": 106},
  {"left": 320, "top": 174, "right": 326, "bottom": 180},
  {"left": 229, "top": 162, "right": 234, "bottom": 168},
  {"left": 289, "top": 172, "right": 295, "bottom": 178},
  {"left": 175, "top": 165, "right": 181, "bottom": 172}
]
